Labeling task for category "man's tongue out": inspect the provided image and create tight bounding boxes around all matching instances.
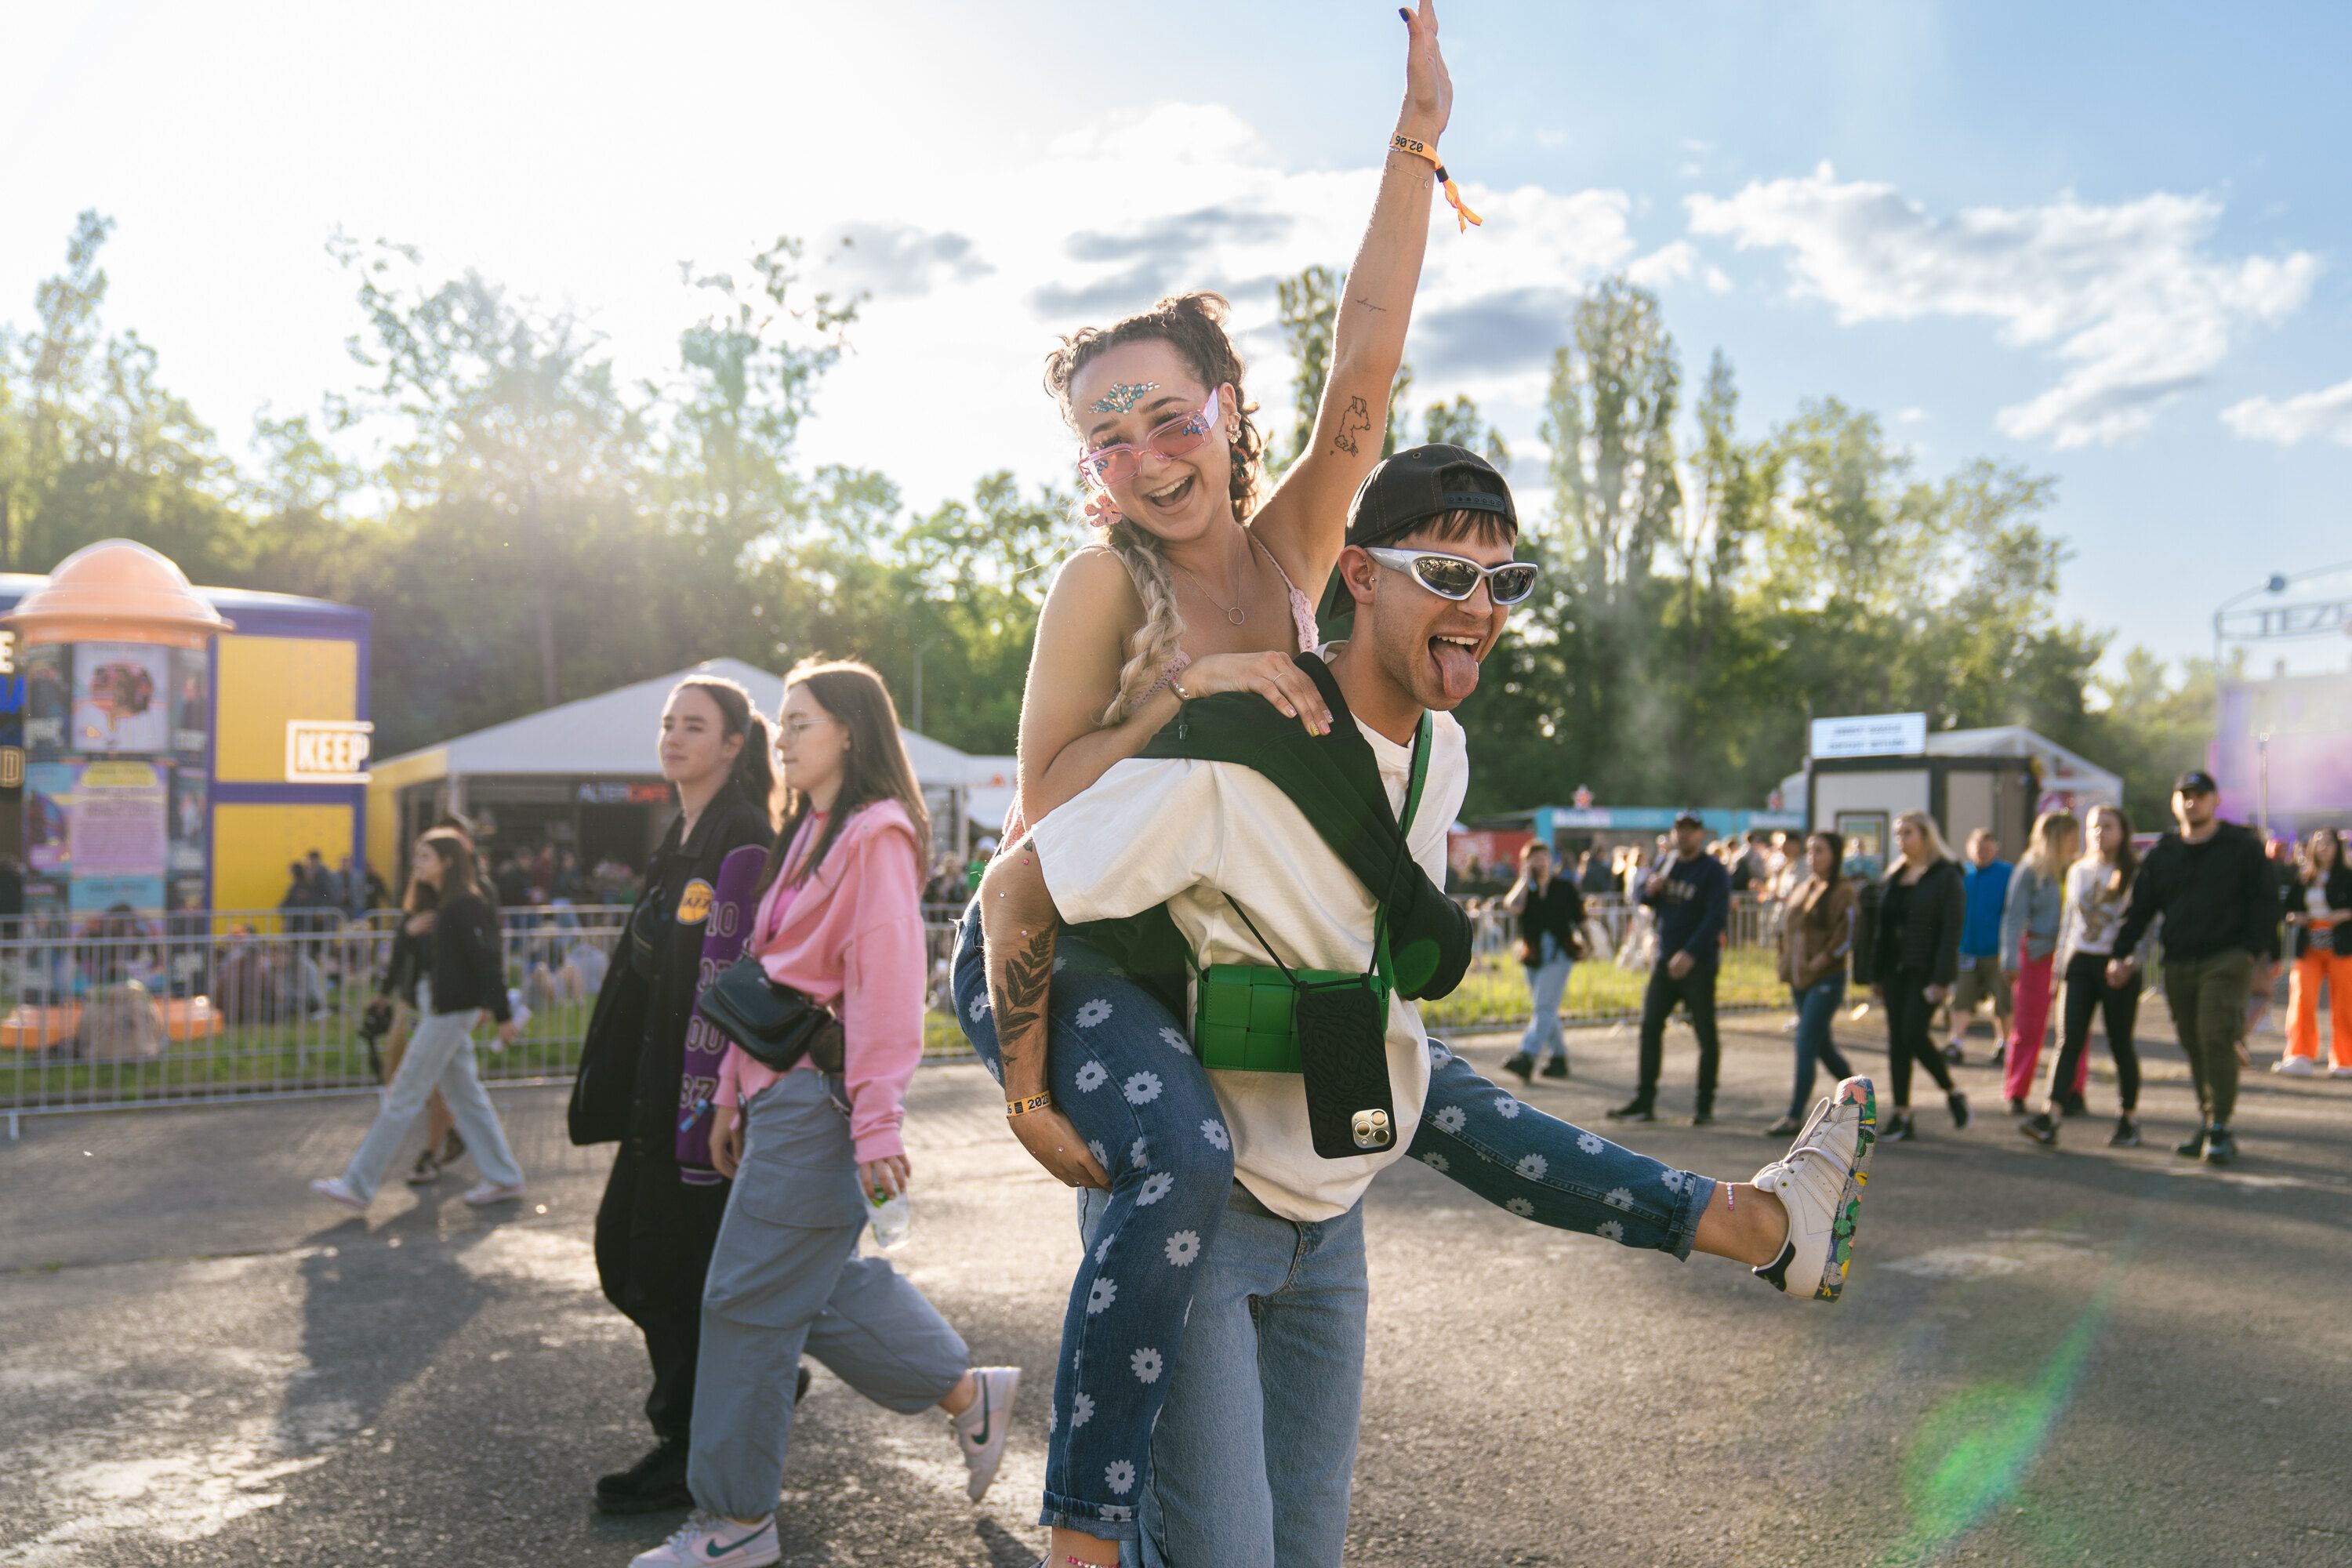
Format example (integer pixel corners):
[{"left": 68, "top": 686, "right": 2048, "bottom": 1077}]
[{"left": 1429, "top": 637, "right": 1480, "bottom": 702}]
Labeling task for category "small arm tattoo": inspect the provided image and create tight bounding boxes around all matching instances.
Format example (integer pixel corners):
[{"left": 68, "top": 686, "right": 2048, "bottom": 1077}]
[
  {"left": 1333, "top": 394, "right": 1374, "bottom": 456},
  {"left": 1352, "top": 295, "right": 1387, "bottom": 312}
]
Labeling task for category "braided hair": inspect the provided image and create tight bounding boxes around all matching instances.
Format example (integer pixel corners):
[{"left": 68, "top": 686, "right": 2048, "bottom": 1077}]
[{"left": 1044, "top": 292, "right": 1269, "bottom": 727}]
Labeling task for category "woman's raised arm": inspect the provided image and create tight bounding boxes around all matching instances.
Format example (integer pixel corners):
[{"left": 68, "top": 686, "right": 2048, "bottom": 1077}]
[{"left": 1251, "top": 0, "right": 1457, "bottom": 593}]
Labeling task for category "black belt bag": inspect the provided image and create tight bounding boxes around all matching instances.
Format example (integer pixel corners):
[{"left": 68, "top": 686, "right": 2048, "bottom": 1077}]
[{"left": 695, "top": 953, "right": 844, "bottom": 1074}]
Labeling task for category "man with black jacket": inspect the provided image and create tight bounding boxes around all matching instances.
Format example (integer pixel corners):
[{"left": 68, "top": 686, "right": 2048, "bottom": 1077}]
[
  {"left": 1501, "top": 840, "right": 1585, "bottom": 1083},
  {"left": 2107, "top": 771, "right": 2276, "bottom": 1165},
  {"left": 1611, "top": 811, "right": 1731, "bottom": 1124}
]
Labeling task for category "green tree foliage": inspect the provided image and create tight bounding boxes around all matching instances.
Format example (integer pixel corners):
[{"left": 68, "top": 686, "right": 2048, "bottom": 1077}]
[
  {"left": 1421, "top": 394, "right": 1509, "bottom": 466},
  {"left": 0, "top": 216, "right": 2219, "bottom": 822},
  {"left": 1274, "top": 264, "right": 1338, "bottom": 466}
]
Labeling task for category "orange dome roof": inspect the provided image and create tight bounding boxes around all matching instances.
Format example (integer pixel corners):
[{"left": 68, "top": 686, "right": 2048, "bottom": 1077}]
[{"left": 4, "top": 539, "right": 234, "bottom": 648}]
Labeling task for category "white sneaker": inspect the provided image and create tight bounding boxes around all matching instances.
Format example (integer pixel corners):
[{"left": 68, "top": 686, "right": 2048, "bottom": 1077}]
[
  {"left": 462, "top": 1180, "right": 525, "bottom": 1206},
  {"left": 630, "top": 1511, "right": 778, "bottom": 1567},
  {"left": 309, "top": 1176, "right": 367, "bottom": 1214},
  {"left": 2332, "top": 1066, "right": 2352, "bottom": 1080},
  {"left": 1751, "top": 1076, "right": 1875, "bottom": 1303},
  {"left": 2272, "top": 1055, "right": 2317, "bottom": 1076},
  {"left": 949, "top": 1366, "right": 1020, "bottom": 1502}
]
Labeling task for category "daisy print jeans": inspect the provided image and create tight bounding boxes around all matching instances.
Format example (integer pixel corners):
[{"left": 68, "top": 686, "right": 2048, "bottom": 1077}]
[
  {"left": 954, "top": 906, "right": 1234, "bottom": 1541},
  {"left": 952, "top": 907, "right": 1715, "bottom": 1538}
]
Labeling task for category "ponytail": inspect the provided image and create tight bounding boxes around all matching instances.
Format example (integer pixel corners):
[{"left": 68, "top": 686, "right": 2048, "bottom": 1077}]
[{"left": 672, "top": 675, "right": 782, "bottom": 830}]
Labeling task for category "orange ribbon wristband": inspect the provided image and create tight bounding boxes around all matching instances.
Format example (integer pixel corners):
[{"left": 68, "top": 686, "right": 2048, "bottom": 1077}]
[{"left": 1390, "top": 132, "right": 1483, "bottom": 232}]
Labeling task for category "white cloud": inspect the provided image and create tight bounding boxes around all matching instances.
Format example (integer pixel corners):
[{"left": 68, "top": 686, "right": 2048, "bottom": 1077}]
[
  {"left": 1702, "top": 266, "right": 1733, "bottom": 295},
  {"left": 1626, "top": 240, "right": 1696, "bottom": 287},
  {"left": 1686, "top": 162, "right": 2320, "bottom": 448},
  {"left": 2223, "top": 379, "right": 2352, "bottom": 447},
  {"left": 1896, "top": 406, "right": 1927, "bottom": 424}
]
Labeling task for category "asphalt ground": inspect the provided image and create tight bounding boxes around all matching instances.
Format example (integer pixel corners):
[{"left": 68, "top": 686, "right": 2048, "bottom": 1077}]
[{"left": 3, "top": 1003, "right": 2347, "bottom": 1567}]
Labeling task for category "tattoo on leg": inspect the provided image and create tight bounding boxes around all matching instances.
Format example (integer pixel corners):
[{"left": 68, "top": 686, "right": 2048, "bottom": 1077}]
[
  {"left": 1333, "top": 394, "right": 1373, "bottom": 456},
  {"left": 992, "top": 927, "right": 1057, "bottom": 1067}
]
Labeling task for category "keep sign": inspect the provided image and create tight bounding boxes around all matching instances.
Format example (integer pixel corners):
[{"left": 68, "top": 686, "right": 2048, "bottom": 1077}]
[{"left": 286, "top": 720, "right": 374, "bottom": 783}]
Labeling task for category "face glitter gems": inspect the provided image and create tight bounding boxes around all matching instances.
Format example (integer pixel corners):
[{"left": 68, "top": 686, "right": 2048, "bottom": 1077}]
[{"left": 1090, "top": 381, "right": 1160, "bottom": 414}]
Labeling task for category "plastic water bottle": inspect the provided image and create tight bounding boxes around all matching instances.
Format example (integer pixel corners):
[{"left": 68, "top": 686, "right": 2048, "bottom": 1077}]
[{"left": 868, "top": 1189, "right": 912, "bottom": 1250}]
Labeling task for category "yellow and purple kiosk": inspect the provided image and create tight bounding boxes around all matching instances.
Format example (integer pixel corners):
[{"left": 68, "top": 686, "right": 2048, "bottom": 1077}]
[{"left": 0, "top": 539, "right": 372, "bottom": 919}]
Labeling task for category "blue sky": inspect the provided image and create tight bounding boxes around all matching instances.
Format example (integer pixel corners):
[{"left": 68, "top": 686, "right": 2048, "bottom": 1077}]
[{"left": 4, "top": 0, "right": 2342, "bottom": 673}]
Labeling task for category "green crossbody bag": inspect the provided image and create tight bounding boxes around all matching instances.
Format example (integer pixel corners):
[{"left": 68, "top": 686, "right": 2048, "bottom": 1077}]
[{"left": 1192, "top": 713, "right": 1431, "bottom": 1074}]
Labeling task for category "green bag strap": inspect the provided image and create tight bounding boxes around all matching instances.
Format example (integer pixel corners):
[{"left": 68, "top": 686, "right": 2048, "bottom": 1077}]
[
  {"left": 1399, "top": 710, "right": 1434, "bottom": 836},
  {"left": 1371, "top": 712, "right": 1434, "bottom": 996}
]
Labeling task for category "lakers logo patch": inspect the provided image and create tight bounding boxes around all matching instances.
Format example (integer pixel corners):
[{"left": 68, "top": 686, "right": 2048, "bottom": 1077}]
[{"left": 676, "top": 878, "right": 715, "bottom": 925}]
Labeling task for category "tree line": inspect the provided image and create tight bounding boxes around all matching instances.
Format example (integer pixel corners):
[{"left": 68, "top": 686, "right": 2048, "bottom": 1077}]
[{"left": 0, "top": 212, "right": 2218, "bottom": 828}]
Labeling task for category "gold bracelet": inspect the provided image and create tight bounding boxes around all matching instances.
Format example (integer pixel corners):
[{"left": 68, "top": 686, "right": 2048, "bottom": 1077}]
[{"left": 1007, "top": 1092, "right": 1054, "bottom": 1117}]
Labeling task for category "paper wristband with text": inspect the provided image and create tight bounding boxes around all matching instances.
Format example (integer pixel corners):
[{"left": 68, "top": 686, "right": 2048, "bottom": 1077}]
[{"left": 1006, "top": 1092, "right": 1054, "bottom": 1118}]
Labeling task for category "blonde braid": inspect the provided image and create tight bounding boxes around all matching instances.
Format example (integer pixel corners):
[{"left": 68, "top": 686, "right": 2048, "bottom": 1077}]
[{"left": 1098, "top": 521, "right": 1191, "bottom": 727}]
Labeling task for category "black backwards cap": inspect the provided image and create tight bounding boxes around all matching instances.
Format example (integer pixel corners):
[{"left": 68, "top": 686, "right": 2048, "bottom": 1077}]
[{"left": 1315, "top": 444, "right": 1519, "bottom": 639}]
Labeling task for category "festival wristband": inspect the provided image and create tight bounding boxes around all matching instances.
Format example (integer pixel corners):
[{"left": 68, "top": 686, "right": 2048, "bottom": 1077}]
[
  {"left": 1007, "top": 1092, "right": 1054, "bottom": 1118},
  {"left": 1390, "top": 132, "right": 1483, "bottom": 231}
]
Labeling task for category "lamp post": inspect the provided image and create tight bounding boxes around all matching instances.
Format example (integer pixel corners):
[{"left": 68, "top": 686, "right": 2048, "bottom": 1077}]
[{"left": 911, "top": 636, "right": 941, "bottom": 736}]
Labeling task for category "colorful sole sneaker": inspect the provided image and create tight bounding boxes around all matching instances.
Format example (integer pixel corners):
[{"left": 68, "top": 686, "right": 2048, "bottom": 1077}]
[
  {"left": 1751, "top": 1076, "right": 1875, "bottom": 1302},
  {"left": 630, "top": 1511, "right": 778, "bottom": 1567},
  {"left": 950, "top": 1366, "right": 1021, "bottom": 1502}
]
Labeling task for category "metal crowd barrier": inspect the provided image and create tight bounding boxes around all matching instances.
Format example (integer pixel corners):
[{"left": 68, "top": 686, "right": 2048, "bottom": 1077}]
[{"left": 2, "top": 894, "right": 1792, "bottom": 1126}]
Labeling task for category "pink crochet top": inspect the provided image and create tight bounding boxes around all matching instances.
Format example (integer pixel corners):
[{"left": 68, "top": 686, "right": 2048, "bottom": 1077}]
[{"left": 999, "top": 536, "right": 1319, "bottom": 848}]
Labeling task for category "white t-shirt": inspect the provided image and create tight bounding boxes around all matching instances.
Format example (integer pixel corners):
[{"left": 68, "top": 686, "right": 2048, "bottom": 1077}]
[
  {"left": 1033, "top": 706, "right": 1468, "bottom": 1223},
  {"left": 2058, "top": 857, "right": 2128, "bottom": 960}
]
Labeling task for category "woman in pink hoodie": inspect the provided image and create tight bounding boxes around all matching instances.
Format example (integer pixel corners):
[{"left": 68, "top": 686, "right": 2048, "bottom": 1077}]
[{"left": 632, "top": 661, "right": 1018, "bottom": 1568}]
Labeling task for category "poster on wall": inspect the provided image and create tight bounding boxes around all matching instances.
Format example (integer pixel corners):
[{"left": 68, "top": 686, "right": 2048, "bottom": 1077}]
[
  {"left": 1835, "top": 810, "right": 1889, "bottom": 881},
  {"left": 171, "top": 647, "right": 210, "bottom": 757},
  {"left": 24, "top": 761, "right": 73, "bottom": 873},
  {"left": 23, "top": 643, "right": 67, "bottom": 759},
  {"left": 20, "top": 760, "right": 172, "bottom": 913},
  {"left": 72, "top": 643, "right": 172, "bottom": 755},
  {"left": 169, "top": 766, "right": 208, "bottom": 873}
]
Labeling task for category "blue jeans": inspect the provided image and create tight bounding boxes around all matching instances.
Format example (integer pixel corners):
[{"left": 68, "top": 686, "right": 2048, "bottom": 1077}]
[
  {"left": 1519, "top": 931, "right": 1573, "bottom": 1061},
  {"left": 1093, "top": 1185, "right": 1368, "bottom": 1568},
  {"left": 955, "top": 907, "right": 1715, "bottom": 1541},
  {"left": 1788, "top": 975, "right": 1855, "bottom": 1119}
]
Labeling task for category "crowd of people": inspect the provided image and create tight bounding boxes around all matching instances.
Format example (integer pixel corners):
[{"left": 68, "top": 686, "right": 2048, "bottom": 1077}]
[{"left": 273, "top": 13, "right": 2330, "bottom": 1566}]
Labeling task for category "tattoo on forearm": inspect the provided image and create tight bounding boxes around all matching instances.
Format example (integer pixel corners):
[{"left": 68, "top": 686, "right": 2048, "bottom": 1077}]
[
  {"left": 1333, "top": 395, "right": 1374, "bottom": 456},
  {"left": 991, "top": 925, "right": 1057, "bottom": 1070},
  {"left": 1352, "top": 295, "right": 1387, "bottom": 313}
]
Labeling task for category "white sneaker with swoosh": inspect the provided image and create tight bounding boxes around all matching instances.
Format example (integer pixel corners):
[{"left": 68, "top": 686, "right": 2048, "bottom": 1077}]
[
  {"left": 628, "top": 1510, "right": 778, "bottom": 1567},
  {"left": 949, "top": 1366, "right": 1022, "bottom": 1502}
]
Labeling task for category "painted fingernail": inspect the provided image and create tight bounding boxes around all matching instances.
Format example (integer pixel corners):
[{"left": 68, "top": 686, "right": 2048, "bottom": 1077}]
[{"left": 1399, "top": 5, "right": 1410, "bottom": 19}]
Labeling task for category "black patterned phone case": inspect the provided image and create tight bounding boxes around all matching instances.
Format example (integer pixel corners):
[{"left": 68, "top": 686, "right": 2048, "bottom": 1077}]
[{"left": 1294, "top": 976, "right": 1396, "bottom": 1160}]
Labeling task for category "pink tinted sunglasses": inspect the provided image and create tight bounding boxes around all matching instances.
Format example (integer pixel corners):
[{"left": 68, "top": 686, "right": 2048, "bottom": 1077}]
[{"left": 1078, "top": 388, "right": 1222, "bottom": 490}]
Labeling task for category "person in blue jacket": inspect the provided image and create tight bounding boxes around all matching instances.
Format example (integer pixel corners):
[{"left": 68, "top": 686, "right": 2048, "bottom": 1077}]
[
  {"left": 1945, "top": 829, "right": 2014, "bottom": 1064},
  {"left": 1610, "top": 811, "right": 1731, "bottom": 1124}
]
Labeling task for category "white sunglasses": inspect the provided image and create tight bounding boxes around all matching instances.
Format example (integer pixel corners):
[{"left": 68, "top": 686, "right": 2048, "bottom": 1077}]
[{"left": 1363, "top": 546, "right": 1541, "bottom": 605}]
